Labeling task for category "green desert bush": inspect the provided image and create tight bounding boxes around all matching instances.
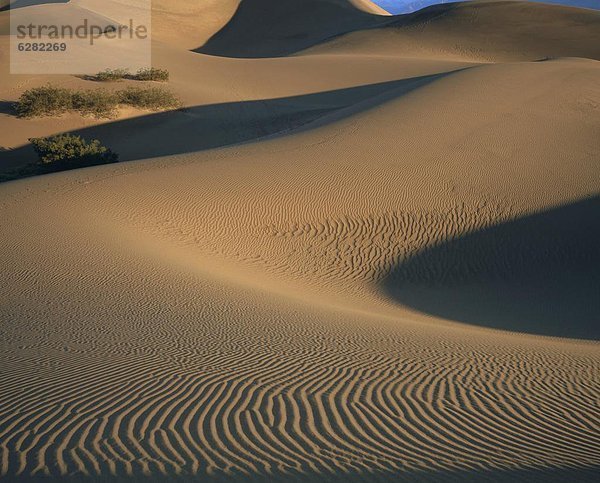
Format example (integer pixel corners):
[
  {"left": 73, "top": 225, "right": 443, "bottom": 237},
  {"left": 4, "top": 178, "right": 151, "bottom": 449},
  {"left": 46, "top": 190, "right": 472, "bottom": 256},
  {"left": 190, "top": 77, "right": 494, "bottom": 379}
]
[
  {"left": 15, "top": 85, "right": 73, "bottom": 118},
  {"left": 134, "top": 67, "right": 169, "bottom": 82},
  {"left": 0, "top": 136, "right": 118, "bottom": 182},
  {"left": 16, "top": 85, "right": 180, "bottom": 119},
  {"left": 117, "top": 86, "right": 180, "bottom": 110},
  {"left": 91, "top": 67, "right": 169, "bottom": 82},
  {"left": 30, "top": 134, "right": 118, "bottom": 167},
  {"left": 94, "top": 68, "right": 130, "bottom": 82}
]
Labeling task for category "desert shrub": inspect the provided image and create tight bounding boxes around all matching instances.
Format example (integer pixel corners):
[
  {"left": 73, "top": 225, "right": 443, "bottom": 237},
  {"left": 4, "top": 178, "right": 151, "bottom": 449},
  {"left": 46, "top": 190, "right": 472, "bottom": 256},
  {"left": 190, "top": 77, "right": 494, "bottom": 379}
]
[
  {"left": 72, "top": 89, "right": 119, "bottom": 118},
  {"left": 0, "top": 137, "right": 118, "bottom": 182},
  {"left": 30, "top": 134, "right": 118, "bottom": 167},
  {"left": 117, "top": 86, "right": 180, "bottom": 110},
  {"left": 16, "top": 85, "right": 180, "bottom": 119},
  {"left": 87, "top": 67, "right": 169, "bottom": 82},
  {"left": 94, "top": 68, "right": 130, "bottom": 82},
  {"left": 134, "top": 67, "right": 169, "bottom": 82},
  {"left": 16, "top": 85, "right": 73, "bottom": 118}
]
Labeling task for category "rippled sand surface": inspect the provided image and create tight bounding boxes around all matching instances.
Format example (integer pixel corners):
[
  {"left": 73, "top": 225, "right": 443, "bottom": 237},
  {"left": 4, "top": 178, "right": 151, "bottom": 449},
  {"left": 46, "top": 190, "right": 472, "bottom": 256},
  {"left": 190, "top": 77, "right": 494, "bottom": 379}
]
[{"left": 1, "top": 1, "right": 599, "bottom": 481}]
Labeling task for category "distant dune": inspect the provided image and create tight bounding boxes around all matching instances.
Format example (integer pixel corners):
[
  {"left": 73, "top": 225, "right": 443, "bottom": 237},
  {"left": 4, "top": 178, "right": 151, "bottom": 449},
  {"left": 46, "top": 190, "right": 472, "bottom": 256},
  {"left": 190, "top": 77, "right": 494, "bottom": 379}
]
[
  {"left": 0, "top": 1, "right": 599, "bottom": 481},
  {"left": 312, "top": 0, "right": 600, "bottom": 61},
  {"left": 197, "top": 0, "right": 391, "bottom": 58},
  {"left": 198, "top": 0, "right": 600, "bottom": 59},
  {"left": 349, "top": 0, "right": 392, "bottom": 14}
]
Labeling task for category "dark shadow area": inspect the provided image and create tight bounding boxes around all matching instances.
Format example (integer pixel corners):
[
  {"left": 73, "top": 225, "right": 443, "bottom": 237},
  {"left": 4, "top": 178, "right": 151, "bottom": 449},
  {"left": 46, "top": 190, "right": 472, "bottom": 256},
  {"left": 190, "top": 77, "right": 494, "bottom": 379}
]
[
  {"left": 196, "top": 0, "right": 394, "bottom": 58},
  {"left": 8, "top": 462, "right": 600, "bottom": 482},
  {"left": 0, "top": 100, "right": 15, "bottom": 115},
  {"left": 0, "top": 0, "right": 69, "bottom": 12},
  {"left": 0, "top": 73, "right": 451, "bottom": 181},
  {"left": 384, "top": 197, "right": 600, "bottom": 340}
]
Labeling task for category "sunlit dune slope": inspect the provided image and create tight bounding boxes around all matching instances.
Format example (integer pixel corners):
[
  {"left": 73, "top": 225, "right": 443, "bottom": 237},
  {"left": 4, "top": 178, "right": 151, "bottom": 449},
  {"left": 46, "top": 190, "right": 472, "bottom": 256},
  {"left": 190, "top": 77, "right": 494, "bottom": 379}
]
[
  {"left": 1, "top": 55, "right": 599, "bottom": 480},
  {"left": 20, "top": 58, "right": 596, "bottom": 307},
  {"left": 309, "top": 1, "right": 600, "bottom": 60},
  {"left": 152, "top": 0, "right": 242, "bottom": 49}
]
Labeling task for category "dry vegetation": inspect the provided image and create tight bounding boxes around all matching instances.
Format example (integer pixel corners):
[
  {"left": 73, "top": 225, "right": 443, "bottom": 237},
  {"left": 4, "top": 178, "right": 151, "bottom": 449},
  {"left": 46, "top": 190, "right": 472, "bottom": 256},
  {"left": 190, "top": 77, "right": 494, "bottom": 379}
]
[
  {"left": 15, "top": 84, "right": 180, "bottom": 119},
  {"left": 30, "top": 134, "right": 118, "bottom": 166},
  {"left": 0, "top": 135, "right": 118, "bottom": 182},
  {"left": 93, "top": 67, "right": 170, "bottom": 82}
]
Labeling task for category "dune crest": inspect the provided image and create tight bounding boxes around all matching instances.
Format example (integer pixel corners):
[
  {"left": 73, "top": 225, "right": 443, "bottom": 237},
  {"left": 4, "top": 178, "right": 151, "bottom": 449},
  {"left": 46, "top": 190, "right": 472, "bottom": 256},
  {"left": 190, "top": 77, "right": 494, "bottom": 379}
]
[
  {"left": 348, "top": 0, "right": 392, "bottom": 15},
  {"left": 196, "top": 0, "right": 392, "bottom": 58},
  {"left": 311, "top": 1, "right": 600, "bottom": 61}
]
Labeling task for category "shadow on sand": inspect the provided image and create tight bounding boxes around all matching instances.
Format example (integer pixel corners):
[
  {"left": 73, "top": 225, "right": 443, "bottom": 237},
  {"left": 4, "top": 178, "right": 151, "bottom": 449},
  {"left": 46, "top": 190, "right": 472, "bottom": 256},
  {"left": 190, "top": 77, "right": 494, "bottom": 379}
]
[
  {"left": 384, "top": 197, "right": 600, "bottom": 340},
  {"left": 0, "top": 100, "right": 15, "bottom": 115},
  {"left": 0, "top": 73, "right": 452, "bottom": 179},
  {"left": 195, "top": 0, "right": 392, "bottom": 58},
  {"left": 194, "top": 0, "right": 474, "bottom": 58}
]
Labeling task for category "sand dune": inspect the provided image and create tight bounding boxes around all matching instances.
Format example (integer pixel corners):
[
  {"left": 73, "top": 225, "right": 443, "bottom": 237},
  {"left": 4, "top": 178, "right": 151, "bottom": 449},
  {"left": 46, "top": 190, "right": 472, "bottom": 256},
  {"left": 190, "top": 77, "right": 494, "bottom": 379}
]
[
  {"left": 151, "top": 0, "right": 242, "bottom": 49},
  {"left": 310, "top": 1, "right": 600, "bottom": 61},
  {"left": 0, "top": 0, "right": 599, "bottom": 481},
  {"left": 386, "top": 196, "right": 600, "bottom": 339},
  {"left": 0, "top": 51, "right": 471, "bottom": 168},
  {"left": 3, "top": 1, "right": 598, "bottom": 158},
  {"left": 197, "top": 0, "right": 392, "bottom": 58},
  {"left": 153, "top": 0, "right": 388, "bottom": 50},
  {"left": 349, "top": 0, "right": 391, "bottom": 15},
  {"left": 198, "top": 0, "right": 600, "bottom": 60}
]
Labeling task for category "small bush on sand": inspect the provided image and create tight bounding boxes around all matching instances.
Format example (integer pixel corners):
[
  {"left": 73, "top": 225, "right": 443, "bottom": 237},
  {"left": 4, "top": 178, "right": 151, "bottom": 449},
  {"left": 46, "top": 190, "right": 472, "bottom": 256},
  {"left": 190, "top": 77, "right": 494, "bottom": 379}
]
[
  {"left": 90, "top": 67, "right": 169, "bottom": 82},
  {"left": 94, "top": 68, "right": 130, "bottom": 82},
  {"left": 117, "top": 86, "right": 180, "bottom": 110},
  {"left": 15, "top": 85, "right": 73, "bottom": 118},
  {"left": 134, "top": 67, "right": 169, "bottom": 82},
  {"left": 72, "top": 89, "right": 119, "bottom": 118},
  {"left": 16, "top": 85, "right": 180, "bottom": 119},
  {"left": 30, "top": 134, "right": 118, "bottom": 167}
]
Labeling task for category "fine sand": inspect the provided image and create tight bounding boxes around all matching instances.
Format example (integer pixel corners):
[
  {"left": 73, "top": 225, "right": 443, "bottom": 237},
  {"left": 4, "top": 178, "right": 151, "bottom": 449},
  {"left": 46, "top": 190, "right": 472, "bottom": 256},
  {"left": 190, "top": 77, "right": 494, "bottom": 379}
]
[{"left": 0, "top": 1, "right": 599, "bottom": 482}]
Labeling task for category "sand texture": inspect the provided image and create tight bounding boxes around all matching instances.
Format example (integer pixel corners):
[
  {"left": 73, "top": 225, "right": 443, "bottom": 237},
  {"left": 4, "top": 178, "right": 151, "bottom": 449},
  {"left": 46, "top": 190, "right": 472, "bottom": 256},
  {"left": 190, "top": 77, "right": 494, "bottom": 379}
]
[{"left": 0, "top": 1, "right": 599, "bottom": 482}]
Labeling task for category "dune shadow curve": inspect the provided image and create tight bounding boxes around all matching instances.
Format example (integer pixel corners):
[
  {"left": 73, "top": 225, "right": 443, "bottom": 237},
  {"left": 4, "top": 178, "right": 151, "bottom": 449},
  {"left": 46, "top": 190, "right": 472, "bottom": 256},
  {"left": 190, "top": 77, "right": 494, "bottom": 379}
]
[
  {"left": 0, "top": 72, "right": 452, "bottom": 178},
  {"left": 383, "top": 197, "right": 600, "bottom": 340},
  {"left": 195, "top": 0, "right": 394, "bottom": 58},
  {"left": 197, "top": 0, "right": 600, "bottom": 60}
]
